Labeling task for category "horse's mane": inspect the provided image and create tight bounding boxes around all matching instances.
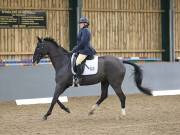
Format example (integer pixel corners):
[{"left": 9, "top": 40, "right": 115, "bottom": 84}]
[{"left": 44, "top": 37, "right": 69, "bottom": 53}]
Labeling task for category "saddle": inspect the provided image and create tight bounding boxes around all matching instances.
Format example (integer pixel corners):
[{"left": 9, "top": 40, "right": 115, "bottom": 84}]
[{"left": 71, "top": 53, "right": 98, "bottom": 76}]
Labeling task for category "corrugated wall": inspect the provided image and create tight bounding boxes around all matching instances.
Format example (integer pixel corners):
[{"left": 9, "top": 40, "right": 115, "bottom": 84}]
[
  {"left": 0, "top": 0, "right": 69, "bottom": 61},
  {"left": 82, "top": 0, "right": 163, "bottom": 58}
]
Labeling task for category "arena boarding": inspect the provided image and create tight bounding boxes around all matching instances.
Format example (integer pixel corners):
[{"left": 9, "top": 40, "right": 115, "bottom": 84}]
[{"left": 1, "top": 59, "right": 180, "bottom": 104}]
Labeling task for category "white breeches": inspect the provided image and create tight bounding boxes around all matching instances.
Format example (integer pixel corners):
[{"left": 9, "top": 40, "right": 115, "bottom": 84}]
[{"left": 76, "top": 54, "right": 87, "bottom": 65}]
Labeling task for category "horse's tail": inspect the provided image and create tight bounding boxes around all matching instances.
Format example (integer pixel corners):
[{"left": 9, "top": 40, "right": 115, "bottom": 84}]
[{"left": 123, "top": 60, "right": 152, "bottom": 96}]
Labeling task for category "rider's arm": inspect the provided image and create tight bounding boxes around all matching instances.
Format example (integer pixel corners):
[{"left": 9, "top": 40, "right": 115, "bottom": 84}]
[{"left": 72, "top": 29, "right": 90, "bottom": 52}]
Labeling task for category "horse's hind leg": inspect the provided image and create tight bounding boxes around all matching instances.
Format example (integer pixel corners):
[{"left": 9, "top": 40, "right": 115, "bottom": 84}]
[
  {"left": 89, "top": 81, "right": 109, "bottom": 115},
  {"left": 111, "top": 84, "right": 126, "bottom": 116}
]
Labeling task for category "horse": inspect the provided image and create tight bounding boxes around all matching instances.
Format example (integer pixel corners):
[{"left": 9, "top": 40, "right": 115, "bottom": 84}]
[{"left": 32, "top": 37, "right": 152, "bottom": 120}]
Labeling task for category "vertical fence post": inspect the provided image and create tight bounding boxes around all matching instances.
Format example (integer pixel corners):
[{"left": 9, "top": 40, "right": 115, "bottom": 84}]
[
  {"left": 77, "top": 0, "right": 82, "bottom": 32},
  {"left": 69, "top": 0, "right": 82, "bottom": 50},
  {"left": 69, "top": 0, "right": 78, "bottom": 50},
  {"left": 169, "top": 0, "right": 175, "bottom": 61},
  {"left": 161, "top": 0, "right": 170, "bottom": 61}
]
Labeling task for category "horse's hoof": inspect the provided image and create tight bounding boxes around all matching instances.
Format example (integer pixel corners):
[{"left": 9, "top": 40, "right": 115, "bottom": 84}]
[
  {"left": 88, "top": 104, "right": 98, "bottom": 116},
  {"left": 65, "top": 108, "right": 71, "bottom": 113},
  {"left": 42, "top": 116, "right": 47, "bottom": 121},
  {"left": 121, "top": 108, "right": 126, "bottom": 116}
]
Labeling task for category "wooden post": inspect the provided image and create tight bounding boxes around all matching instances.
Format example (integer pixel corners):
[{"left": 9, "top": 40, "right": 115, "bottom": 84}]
[
  {"left": 77, "top": 0, "right": 82, "bottom": 32},
  {"left": 69, "top": 0, "right": 78, "bottom": 50},
  {"left": 69, "top": 0, "right": 82, "bottom": 50},
  {"left": 161, "top": 0, "right": 170, "bottom": 61},
  {"left": 169, "top": 0, "right": 175, "bottom": 61}
]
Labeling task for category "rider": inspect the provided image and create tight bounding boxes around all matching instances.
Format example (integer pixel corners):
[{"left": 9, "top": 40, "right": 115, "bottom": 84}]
[{"left": 72, "top": 16, "right": 96, "bottom": 86}]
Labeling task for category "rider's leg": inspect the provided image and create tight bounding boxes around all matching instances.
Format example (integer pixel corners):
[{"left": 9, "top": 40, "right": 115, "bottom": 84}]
[
  {"left": 74, "top": 54, "right": 87, "bottom": 86},
  {"left": 76, "top": 54, "right": 87, "bottom": 65}
]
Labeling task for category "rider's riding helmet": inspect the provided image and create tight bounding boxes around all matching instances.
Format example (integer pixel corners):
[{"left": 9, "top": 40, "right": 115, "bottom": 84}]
[{"left": 79, "top": 16, "right": 89, "bottom": 25}]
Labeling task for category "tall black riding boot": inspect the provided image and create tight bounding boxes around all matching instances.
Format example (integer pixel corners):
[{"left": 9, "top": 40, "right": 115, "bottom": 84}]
[{"left": 73, "top": 65, "right": 82, "bottom": 87}]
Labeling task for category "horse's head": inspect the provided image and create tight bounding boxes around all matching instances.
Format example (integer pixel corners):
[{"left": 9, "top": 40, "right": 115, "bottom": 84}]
[{"left": 33, "top": 37, "right": 48, "bottom": 64}]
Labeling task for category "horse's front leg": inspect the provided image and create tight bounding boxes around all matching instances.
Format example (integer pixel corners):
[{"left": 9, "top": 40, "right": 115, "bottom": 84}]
[
  {"left": 57, "top": 100, "right": 70, "bottom": 113},
  {"left": 43, "top": 84, "right": 66, "bottom": 120}
]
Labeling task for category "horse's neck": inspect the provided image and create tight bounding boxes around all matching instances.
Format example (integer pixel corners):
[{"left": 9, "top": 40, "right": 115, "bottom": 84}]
[{"left": 47, "top": 45, "right": 69, "bottom": 72}]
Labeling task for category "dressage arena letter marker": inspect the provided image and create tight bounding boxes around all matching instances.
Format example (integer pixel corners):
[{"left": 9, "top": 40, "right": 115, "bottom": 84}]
[
  {"left": 16, "top": 96, "right": 68, "bottom": 105},
  {"left": 152, "top": 90, "right": 180, "bottom": 96}
]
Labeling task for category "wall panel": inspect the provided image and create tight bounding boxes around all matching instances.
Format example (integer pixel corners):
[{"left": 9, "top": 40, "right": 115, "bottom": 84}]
[
  {"left": 0, "top": 0, "right": 69, "bottom": 61},
  {"left": 82, "top": 0, "right": 163, "bottom": 58}
]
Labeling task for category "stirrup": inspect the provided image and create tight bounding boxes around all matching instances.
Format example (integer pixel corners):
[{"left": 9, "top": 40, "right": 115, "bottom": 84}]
[{"left": 73, "top": 76, "right": 80, "bottom": 87}]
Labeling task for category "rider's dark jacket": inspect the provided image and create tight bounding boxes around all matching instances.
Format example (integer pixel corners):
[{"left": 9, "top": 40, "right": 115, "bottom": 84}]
[{"left": 72, "top": 27, "right": 96, "bottom": 56}]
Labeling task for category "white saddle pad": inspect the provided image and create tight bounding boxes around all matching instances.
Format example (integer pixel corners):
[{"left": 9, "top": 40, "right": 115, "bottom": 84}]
[
  {"left": 71, "top": 54, "right": 98, "bottom": 75},
  {"left": 82, "top": 56, "right": 98, "bottom": 75}
]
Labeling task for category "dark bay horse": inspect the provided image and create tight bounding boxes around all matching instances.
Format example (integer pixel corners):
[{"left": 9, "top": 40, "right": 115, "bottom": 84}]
[{"left": 32, "top": 37, "right": 152, "bottom": 120}]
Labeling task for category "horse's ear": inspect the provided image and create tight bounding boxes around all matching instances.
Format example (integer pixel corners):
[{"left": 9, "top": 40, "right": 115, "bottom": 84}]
[{"left": 37, "top": 36, "right": 42, "bottom": 43}]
